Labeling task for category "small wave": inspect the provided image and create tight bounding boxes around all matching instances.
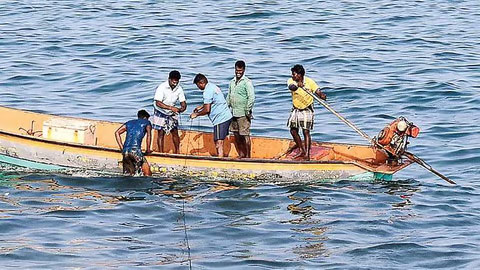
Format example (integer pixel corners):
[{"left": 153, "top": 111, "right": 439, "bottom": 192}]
[
  {"left": 85, "top": 80, "right": 147, "bottom": 94},
  {"left": 433, "top": 51, "right": 466, "bottom": 59},
  {"left": 409, "top": 67, "right": 452, "bottom": 75},
  {"left": 374, "top": 15, "right": 423, "bottom": 24},
  {"left": 227, "top": 10, "right": 278, "bottom": 20},
  {"left": 1, "top": 247, "right": 78, "bottom": 261},
  {"left": 348, "top": 242, "right": 425, "bottom": 255},
  {"left": 200, "top": 45, "right": 233, "bottom": 53}
]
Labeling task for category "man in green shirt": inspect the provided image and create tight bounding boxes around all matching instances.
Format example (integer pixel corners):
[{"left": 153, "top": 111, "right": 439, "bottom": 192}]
[{"left": 227, "top": 60, "right": 255, "bottom": 158}]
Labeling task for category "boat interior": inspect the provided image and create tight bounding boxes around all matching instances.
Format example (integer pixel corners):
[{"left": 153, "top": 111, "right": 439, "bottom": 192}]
[{"left": 0, "top": 106, "right": 398, "bottom": 170}]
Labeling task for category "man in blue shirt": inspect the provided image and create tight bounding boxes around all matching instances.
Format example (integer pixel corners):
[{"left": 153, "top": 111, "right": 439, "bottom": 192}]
[
  {"left": 115, "top": 110, "right": 153, "bottom": 176},
  {"left": 190, "top": 73, "right": 233, "bottom": 157}
]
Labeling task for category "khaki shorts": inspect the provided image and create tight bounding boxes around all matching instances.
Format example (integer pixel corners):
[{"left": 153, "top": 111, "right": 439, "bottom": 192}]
[{"left": 230, "top": 116, "right": 251, "bottom": 136}]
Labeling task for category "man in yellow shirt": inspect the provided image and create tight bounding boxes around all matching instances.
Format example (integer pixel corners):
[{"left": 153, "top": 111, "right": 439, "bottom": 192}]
[{"left": 287, "top": 64, "right": 327, "bottom": 160}]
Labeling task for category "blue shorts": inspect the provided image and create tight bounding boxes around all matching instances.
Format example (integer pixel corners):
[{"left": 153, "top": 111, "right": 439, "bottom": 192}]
[{"left": 213, "top": 119, "right": 232, "bottom": 141}]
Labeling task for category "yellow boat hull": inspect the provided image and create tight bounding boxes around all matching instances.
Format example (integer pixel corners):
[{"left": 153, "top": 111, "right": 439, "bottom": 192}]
[{"left": 0, "top": 106, "right": 411, "bottom": 181}]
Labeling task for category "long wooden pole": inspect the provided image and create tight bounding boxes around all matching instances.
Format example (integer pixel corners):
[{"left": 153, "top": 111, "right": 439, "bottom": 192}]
[
  {"left": 302, "top": 89, "right": 372, "bottom": 141},
  {"left": 301, "top": 88, "right": 456, "bottom": 185},
  {"left": 404, "top": 151, "right": 456, "bottom": 184}
]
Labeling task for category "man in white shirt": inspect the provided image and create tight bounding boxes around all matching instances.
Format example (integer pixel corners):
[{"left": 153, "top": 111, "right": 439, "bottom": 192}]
[{"left": 151, "top": 70, "right": 187, "bottom": 154}]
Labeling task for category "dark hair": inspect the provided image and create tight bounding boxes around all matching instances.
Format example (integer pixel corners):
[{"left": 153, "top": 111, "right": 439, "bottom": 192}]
[
  {"left": 235, "top": 60, "right": 246, "bottom": 69},
  {"left": 169, "top": 70, "right": 181, "bottom": 80},
  {"left": 291, "top": 64, "right": 305, "bottom": 76},
  {"left": 193, "top": 73, "right": 208, "bottom": 84},
  {"left": 137, "top": 109, "right": 150, "bottom": 119}
]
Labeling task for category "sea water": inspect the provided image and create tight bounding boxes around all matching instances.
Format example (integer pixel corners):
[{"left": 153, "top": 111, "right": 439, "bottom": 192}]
[{"left": 0, "top": 1, "right": 479, "bottom": 269}]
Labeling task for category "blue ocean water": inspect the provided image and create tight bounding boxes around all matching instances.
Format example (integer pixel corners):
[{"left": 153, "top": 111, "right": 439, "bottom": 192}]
[{"left": 1, "top": 1, "right": 480, "bottom": 269}]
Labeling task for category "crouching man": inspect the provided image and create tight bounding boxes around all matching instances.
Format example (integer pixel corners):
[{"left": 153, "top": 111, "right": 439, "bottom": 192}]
[{"left": 115, "top": 109, "right": 153, "bottom": 176}]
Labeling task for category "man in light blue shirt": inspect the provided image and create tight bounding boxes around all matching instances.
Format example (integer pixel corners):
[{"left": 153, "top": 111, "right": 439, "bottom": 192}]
[{"left": 190, "top": 73, "right": 232, "bottom": 157}]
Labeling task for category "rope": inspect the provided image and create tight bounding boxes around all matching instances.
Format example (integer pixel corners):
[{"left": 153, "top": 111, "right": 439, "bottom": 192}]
[
  {"left": 182, "top": 199, "right": 193, "bottom": 270},
  {"left": 183, "top": 118, "right": 194, "bottom": 168}
]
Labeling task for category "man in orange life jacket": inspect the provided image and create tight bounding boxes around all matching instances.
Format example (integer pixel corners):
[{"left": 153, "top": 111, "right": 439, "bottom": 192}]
[{"left": 287, "top": 64, "right": 327, "bottom": 161}]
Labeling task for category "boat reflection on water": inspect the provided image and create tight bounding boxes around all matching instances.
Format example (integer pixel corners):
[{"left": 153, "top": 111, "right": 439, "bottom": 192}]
[
  {"left": 279, "top": 180, "right": 422, "bottom": 260},
  {"left": 148, "top": 178, "right": 244, "bottom": 201},
  {"left": 0, "top": 168, "right": 423, "bottom": 266},
  {"left": 284, "top": 188, "right": 330, "bottom": 259},
  {"left": 380, "top": 181, "right": 422, "bottom": 224},
  {"left": 383, "top": 181, "right": 421, "bottom": 209},
  {"left": 0, "top": 176, "right": 124, "bottom": 215}
]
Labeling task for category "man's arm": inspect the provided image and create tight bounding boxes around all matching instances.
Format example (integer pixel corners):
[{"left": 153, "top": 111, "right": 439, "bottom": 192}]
[
  {"left": 226, "top": 81, "right": 233, "bottom": 107},
  {"left": 144, "top": 125, "right": 152, "bottom": 154},
  {"left": 179, "top": 101, "right": 187, "bottom": 113},
  {"left": 190, "top": 103, "right": 211, "bottom": 119},
  {"left": 246, "top": 81, "right": 255, "bottom": 115},
  {"left": 192, "top": 86, "right": 214, "bottom": 119},
  {"left": 288, "top": 84, "right": 326, "bottom": 101},
  {"left": 309, "top": 79, "right": 326, "bottom": 100},
  {"left": 288, "top": 84, "right": 299, "bottom": 91},
  {"left": 314, "top": 88, "right": 327, "bottom": 101},
  {"left": 178, "top": 90, "right": 187, "bottom": 113},
  {"left": 193, "top": 104, "right": 204, "bottom": 113},
  {"left": 155, "top": 100, "right": 180, "bottom": 114},
  {"left": 114, "top": 124, "right": 127, "bottom": 151}
]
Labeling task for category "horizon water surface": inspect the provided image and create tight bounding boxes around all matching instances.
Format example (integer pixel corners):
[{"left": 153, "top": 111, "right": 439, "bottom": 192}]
[{"left": 1, "top": 1, "right": 480, "bottom": 269}]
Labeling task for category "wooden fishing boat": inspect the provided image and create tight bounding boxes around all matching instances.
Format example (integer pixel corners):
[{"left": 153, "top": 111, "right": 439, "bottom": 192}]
[{"left": 0, "top": 105, "right": 411, "bottom": 181}]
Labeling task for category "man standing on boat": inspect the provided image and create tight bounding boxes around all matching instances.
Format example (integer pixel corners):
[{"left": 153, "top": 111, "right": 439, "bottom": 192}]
[
  {"left": 152, "top": 70, "right": 187, "bottom": 154},
  {"left": 227, "top": 60, "right": 255, "bottom": 158},
  {"left": 287, "top": 64, "right": 327, "bottom": 161},
  {"left": 190, "top": 73, "right": 233, "bottom": 157},
  {"left": 115, "top": 110, "right": 153, "bottom": 176}
]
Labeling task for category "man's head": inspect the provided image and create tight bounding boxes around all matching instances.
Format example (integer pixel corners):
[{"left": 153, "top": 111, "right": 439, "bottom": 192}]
[
  {"left": 235, "top": 60, "right": 246, "bottom": 80},
  {"left": 168, "top": 70, "right": 181, "bottom": 89},
  {"left": 137, "top": 109, "right": 150, "bottom": 119},
  {"left": 291, "top": 64, "right": 305, "bottom": 82},
  {"left": 193, "top": 73, "right": 208, "bottom": 90}
]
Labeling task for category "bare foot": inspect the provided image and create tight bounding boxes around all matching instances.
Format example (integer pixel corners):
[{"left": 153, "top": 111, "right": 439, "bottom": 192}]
[
  {"left": 294, "top": 155, "right": 310, "bottom": 161},
  {"left": 285, "top": 145, "right": 298, "bottom": 154},
  {"left": 292, "top": 151, "right": 306, "bottom": 160}
]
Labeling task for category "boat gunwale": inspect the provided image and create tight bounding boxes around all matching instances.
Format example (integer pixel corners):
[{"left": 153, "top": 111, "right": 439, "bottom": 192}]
[
  {"left": 0, "top": 128, "right": 369, "bottom": 166},
  {"left": 1, "top": 105, "right": 378, "bottom": 147}
]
